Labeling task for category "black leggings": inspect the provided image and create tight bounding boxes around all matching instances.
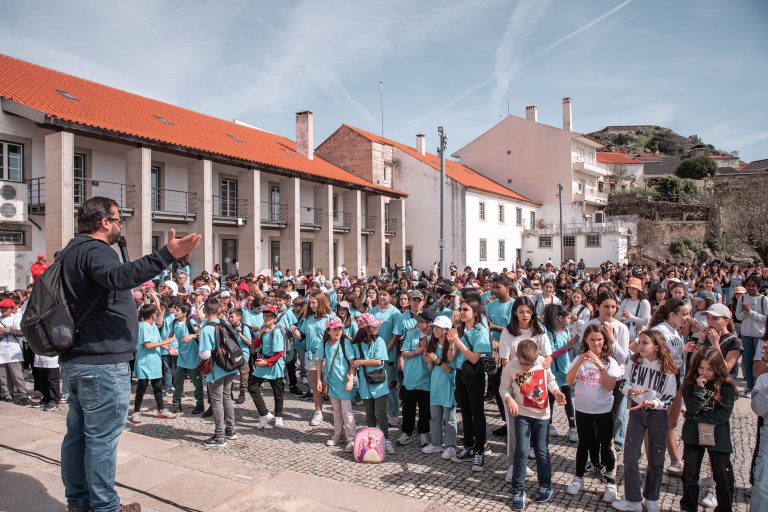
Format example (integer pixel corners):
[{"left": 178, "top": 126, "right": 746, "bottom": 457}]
[
  {"left": 248, "top": 376, "right": 284, "bottom": 417},
  {"left": 134, "top": 378, "right": 164, "bottom": 413},
  {"left": 548, "top": 384, "right": 575, "bottom": 428},
  {"left": 489, "top": 369, "right": 506, "bottom": 420},
  {"left": 455, "top": 369, "right": 486, "bottom": 452},
  {"left": 575, "top": 410, "right": 616, "bottom": 482}
]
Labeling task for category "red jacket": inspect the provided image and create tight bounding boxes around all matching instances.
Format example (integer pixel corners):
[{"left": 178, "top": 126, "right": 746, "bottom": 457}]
[{"left": 30, "top": 261, "right": 49, "bottom": 280}]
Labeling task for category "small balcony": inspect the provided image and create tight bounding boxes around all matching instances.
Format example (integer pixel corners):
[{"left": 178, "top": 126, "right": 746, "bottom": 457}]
[
  {"left": 361, "top": 214, "right": 376, "bottom": 235},
  {"left": 333, "top": 211, "right": 351, "bottom": 233},
  {"left": 573, "top": 160, "right": 608, "bottom": 177},
  {"left": 212, "top": 195, "right": 247, "bottom": 226},
  {"left": 300, "top": 205, "right": 323, "bottom": 231},
  {"left": 27, "top": 177, "right": 135, "bottom": 216},
  {"left": 152, "top": 188, "right": 196, "bottom": 223},
  {"left": 574, "top": 189, "right": 608, "bottom": 206},
  {"left": 260, "top": 201, "right": 288, "bottom": 228},
  {"left": 523, "top": 221, "right": 630, "bottom": 236},
  {"left": 384, "top": 216, "right": 398, "bottom": 236}
]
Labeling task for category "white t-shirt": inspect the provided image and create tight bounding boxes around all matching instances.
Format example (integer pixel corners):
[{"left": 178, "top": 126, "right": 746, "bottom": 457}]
[
  {"left": 571, "top": 354, "right": 622, "bottom": 414},
  {"left": 0, "top": 314, "right": 23, "bottom": 365},
  {"left": 499, "top": 326, "right": 552, "bottom": 362},
  {"left": 586, "top": 318, "right": 630, "bottom": 364},
  {"left": 651, "top": 321, "right": 685, "bottom": 370}
]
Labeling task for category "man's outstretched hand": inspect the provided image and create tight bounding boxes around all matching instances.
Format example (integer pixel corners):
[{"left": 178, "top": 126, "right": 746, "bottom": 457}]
[{"left": 167, "top": 228, "right": 202, "bottom": 259}]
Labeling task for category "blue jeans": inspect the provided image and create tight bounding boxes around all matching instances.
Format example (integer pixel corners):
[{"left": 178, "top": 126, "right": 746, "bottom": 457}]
[
  {"left": 161, "top": 353, "right": 177, "bottom": 390},
  {"left": 743, "top": 336, "right": 761, "bottom": 389},
  {"left": 512, "top": 415, "right": 551, "bottom": 494},
  {"left": 429, "top": 404, "right": 457, "bottom": 448},
  {"left": 613, "top": 387, "right": 628, "bottom": 451},
  {"left": 61, "top": 362, "right": 131, "bottom": 512}
]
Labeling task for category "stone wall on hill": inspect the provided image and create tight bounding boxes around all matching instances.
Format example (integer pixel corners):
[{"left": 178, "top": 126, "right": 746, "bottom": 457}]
[{"left": 637, "top": 220, "right": 710, "bottom": 246}]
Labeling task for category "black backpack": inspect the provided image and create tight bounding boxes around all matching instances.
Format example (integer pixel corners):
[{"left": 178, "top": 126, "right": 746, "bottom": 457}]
[
  {"left": 21, "top": 238, "right": 103, "bottom": 357},
  {"left": 212, "top": 322, "right": 246, "bottom": 371}
]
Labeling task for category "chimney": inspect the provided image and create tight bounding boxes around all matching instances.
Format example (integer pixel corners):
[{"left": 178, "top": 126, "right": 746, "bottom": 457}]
[
  {"left": 525, "top": 105, "right": 538, "bottom": 122},
  {"left": 416, "top": 134, "right": 426, "bottom": 155},
  {"left": 562, "top": 97, "right": 572, "bottom": 132},
  {"left": 295, "top": 111, "right": 313, "bottom": 159}
]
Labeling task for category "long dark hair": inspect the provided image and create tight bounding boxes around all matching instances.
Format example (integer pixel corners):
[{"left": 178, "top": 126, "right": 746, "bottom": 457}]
[
  {"left": 580, "top": 323, "right": 613, "bottom": 363},
  {"left": 457, "top": 298, "right": 484, "bottom": 337},
  {"left": 681, "top": 347, "right": 734, "bottom": 404},
  {"left": 352, "top": 325, "right": 376, "bottom": 345},
  {"left": 427, "top": 325, "right": 450, "bottom": 356},
  {"left": 506, "top": 296, "right": 544, "bottom": 336},
  {"left": 542, "top": 303, "right": 569, "bottom": 334},
  {"left": 649, "top": 297, "right": 687, "bottom": 328},
  {"left": 591, "top": 291, "right": 619, "bottom": 320}
]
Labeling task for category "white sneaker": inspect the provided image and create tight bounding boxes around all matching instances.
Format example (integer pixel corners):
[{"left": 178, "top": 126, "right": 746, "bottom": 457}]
[
  {"left": 566, "top": 476, "right": 584, "bottom": 495},
  {"left": 419, "top": 433, "right": 430, "bottom": 446},
  {"left": 644, "top": 499, "right": 660, "bottom": 512},
  {"left": 549, "top": 424, "right": 558, "bottom": 437},
  {"left": 603, "top": 483, "right": 618, "bottom": 503},
  {"left": 309, "top": 411, "right": 323, "bottom": 426},
  {"left": 526, "top": 466, "right": 533, "bottom": 477},
  {"left": 666, "top": 460, "right": 683, "bottom": 476},
  {"left": 258, "top": 412, "right": 274, "bottom": 429},
  {"left": 388, "top": 416, "right": 400, "bottom": 427},
  {"left": 700, "top": 485, "right": 717, "bottom": 508},
  {"left": 528, "top": 450, "right": 535, "bottom": 459},
  {"left": 505, "top": 465, "right": 515, "bottom": 483},
  {"left": 441, "top": 447, "right": 456, "bottom": 460},
  {"left": 129, "top": 412, "right": 141, "bottom": 424},
  {"left": 422, "top": 444, "right": 442, "bottom": 454},
  {"left": 396, "top": 433, "right": 411, "bottom": 445},
  {"left": 385, "top": 439, "right": 395, "bottom": 454},
  {"left": 273, "top": 417, "right": 283, "bottom": 428},
  {"left": 343, "top": 440, "right": 355, "bottom": 453},
  {"left": 326, "top": 435, "right": 342, "bottom": 446},
  {"left": 567, "top": 427, "right": 578, "bottom": 443},
  {"left": 611, "top": 499, "right": 642, "bottom": 511}
]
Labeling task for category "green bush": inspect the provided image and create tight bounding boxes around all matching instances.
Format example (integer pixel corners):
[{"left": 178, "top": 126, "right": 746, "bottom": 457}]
[
  {"left": 653, "top": 175, "right": 700, "bottom": 203},
  {"left": 675, "top": 156, "right": 717, "bottom": 179},
  {"left": 670, "top": 240, "right": 687, "bottom": 256}
]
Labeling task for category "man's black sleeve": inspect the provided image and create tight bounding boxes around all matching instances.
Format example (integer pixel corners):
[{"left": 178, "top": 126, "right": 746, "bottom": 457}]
[{"left": 85, "top": 242, "right": 177, "bottom": 292}]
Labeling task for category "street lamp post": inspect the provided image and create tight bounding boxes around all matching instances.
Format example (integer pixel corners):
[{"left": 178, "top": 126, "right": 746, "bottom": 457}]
[
  {"left": 437, "top": 126, "right": 447, "bottom": 278},
  {"left": 557, "top": 182, "right": 564, "bottom": 266}
]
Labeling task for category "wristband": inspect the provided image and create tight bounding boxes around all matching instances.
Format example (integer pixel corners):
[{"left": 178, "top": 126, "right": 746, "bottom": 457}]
[{"left": 435, "top": 358, "right": 443, "bottom": 367}]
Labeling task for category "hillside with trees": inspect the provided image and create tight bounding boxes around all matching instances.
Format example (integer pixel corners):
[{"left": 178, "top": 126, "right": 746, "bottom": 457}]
[{"left": 588, "top": 125, "right": 728, "bottom": 156}]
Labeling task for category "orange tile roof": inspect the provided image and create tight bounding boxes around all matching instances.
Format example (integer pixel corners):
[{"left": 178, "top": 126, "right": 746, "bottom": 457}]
[
  {"left": 596, "top": 152, "right": 640, "bottom": 165},
  {"left": 343, "top": 125, "right": 540, "bottom": 205},
  {"left": 0, "top": 54, "right": 403, "bottom": 197}
]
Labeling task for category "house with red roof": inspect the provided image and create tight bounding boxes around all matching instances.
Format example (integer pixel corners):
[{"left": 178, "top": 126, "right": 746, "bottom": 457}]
[
  {"left": 595, "top": 152, "right": 645, "bottom": 186},
  {"left": 316, "top": 125, "right": 540, "bottom": 271},
  {"left": 0, "top": 54, "right": 405, "bottom": 287},
  {"left": 450, "top": 99, "right": 632, "bottom": 266}
]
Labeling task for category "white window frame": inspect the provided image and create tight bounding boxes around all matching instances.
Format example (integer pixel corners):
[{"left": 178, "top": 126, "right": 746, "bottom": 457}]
[
  {"left": 0, "top": 141, "right": 24, "bottom": 182},
  {"left": 0, "top": 230, "right": 24, "bottom": 245},
  {"left": 479, "top": 201, "right": 486, "bottom": 221},
  {"left": 479, "top": 239, "right": 487, "bottom": 261},
  {"left": 498, "top": 204, "right": 505, "bottom": 224},
  {"left": 516, "top": 207, "right": 522, "bottom": 226},
  {"left": 586, "top": 234, "right": 601, "bottom": 247},
  {"left": 539, "top": 236, "right": 552, "bottom": 248},
  {"left": 498, "top": 240, "right": 506, "bottom": 261}
]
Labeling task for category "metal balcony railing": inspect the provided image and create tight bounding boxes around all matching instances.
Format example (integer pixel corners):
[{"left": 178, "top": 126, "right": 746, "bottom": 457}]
[
  {"left": 212, "top": 195, "right": 247, "bottom": 219},
  {"left": 333, "top": 211, "right": 351, "bottom": 232},
  {"left": 260, "top": 201, "right": 288, "bottom": 227},
  {"left": 523, "top": 221, "right": 631, "bottom": 236},
  {"left": 27, "top": 177, "right": 45, "bottom": 214},
  {"left": 300, "top": 206, "right": 323, "bottom": 230},
  {"left": 152, "top": 188, "right": 196, "bottom": 222},
  {"left": 361, "top": 214, "right": 376, "bottom": 234},
  {"left": 27, "top": 177, "right": 134, "bottom": 214}
]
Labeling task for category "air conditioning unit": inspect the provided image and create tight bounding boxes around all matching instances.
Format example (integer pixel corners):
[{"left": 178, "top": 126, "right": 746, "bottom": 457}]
[
  {"left": 594, "top": 211, "right": 605, "bottom": 224},
  {"left": 0, "top": 182, "right": 27, "bottom": 223},
  {"left": 236, "top": 217, "right": 245, "bottom": 226}
]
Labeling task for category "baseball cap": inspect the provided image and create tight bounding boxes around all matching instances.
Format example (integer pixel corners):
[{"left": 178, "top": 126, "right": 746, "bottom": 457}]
[
  {"left": 262, "top": 305, "right": 278, "bottom": 316},
  {"left": 356, "top": 313, "right": 383, "bottom": 329},
  {"left": 337, "top": 300, "right": 351, "bottom": 310},
  {"left": 410, "top": 290, "right": 425, "bottom": 300},
  {"left": 414, "top": 309, "right": 436, "bottom": 324},
  {"left": 220, "top": 290, "right": 231, "bottom": 298},
  {"left": 161, "top": 281, "right": 179, "bottom": 296},
  {"left": 37, "top": 253, "right": 45, "bottom": 260},
  {"left": 436, "top": 283, "right": 453, "bottom": 296},
  {"left": 695, "top": 290, "right": 716, "bottom": 302},
  {"left": 733, "top": 286, "right": 747, "bottom": 295},
  {"left": 432, "top": 315, "right": 453, "bottom": 329},
  {"left": 0, "top": 298, "right": 15, "bottom": 308},
  {"left": 706, "top": 303, "right": 731, "bottom": 319},
  {"left": 326, "top": 316, "right": 343, "bottom": 330}
]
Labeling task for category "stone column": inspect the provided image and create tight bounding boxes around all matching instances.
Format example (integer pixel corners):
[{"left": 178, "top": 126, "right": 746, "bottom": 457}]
[
  {"left": 389, "top": 198, "right": 406, "bottom": 269},
  {"left": 239, "top": 168, "right": 262, "bottom": 274},
  {"left": 124, "top": 147, "right": 152, "bottom": 260},
  {"left": 366, "top": 194, "right": 385, "bottom": 273},
  {"left": 188, "top": 159, "right": 213, "bottom": 273},
  {"left": 313, "top": 183, "right": 333, "bottom": 275},
  {"left": 342, "top": 189, "right": 362, "bottom": 278},
  {"left": 280, "top": 176, "right": 301, "bottom": 274},
  {"left": 44, "top": 131, "right": 74, "bottom": 259}
]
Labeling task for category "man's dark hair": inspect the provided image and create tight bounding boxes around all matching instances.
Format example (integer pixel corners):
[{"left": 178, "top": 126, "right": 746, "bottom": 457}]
[{"left": 77, "top": 197, "right": 119, "bottom": 234}]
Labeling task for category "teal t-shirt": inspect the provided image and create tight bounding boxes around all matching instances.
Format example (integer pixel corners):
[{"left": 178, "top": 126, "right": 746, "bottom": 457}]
[
  {"left": 352, "top": 337, "right": 388, "bottom": 400},
  {"left": 485, "top": 299, "right": 514, "bottom": 341},
  {"left": 174, "top": 318, "right": 200, "bottom": 369},
  {"left": 369, "top": 305, "right": 400, "bottom": 362},
  {"left": 401, "top": 329, "right": 430, "bottom": 391},
  {"left": 135, "top": 321, "right": 163, "bottom": 379},
  {"left": 341, "top": 318, "right": 358, "bottom": 340},
  {"left": 546, "top": 328, "right": 572, "bottom": 387},
  {"left": 319, "top": 337, "right": 355, "bottom": 400},
  {"left": 242, "top": 308, "right": 264, "bottom": 333},
  {"left": 198, "top": 319, "right": 239, "bottom": 383},
  {"left": 234, "top": 324, "right": 252, "bottom": 363},
  {"left": 302, "top": 314, "right": 332, "bottom": 361},
  {"left": 160, "top": 311, "right": 178, "bottom": 349},
  {"left": 430, "top": 345, "right": 456, "bottom": 408},
  {"left": 328, "top": 290, "right": 338, "bottom": 309},
  {"left": 454, "top": 324, "right": 491, "bottom": 369},
  {"left": 252, "top": 327, "right": 285, "bottom": 380}
]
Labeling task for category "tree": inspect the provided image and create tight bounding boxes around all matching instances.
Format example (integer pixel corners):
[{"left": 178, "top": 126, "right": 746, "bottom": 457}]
[
  {"left": 675, "top": 156, "right": 717, "bottom": 179},
  {"left": 606, "top": 164, "right": 635, "bottom": 189},
  {"left": 710, "top": 177, "right": 768, "bottom": 263},
  {"left": 652, "top": 175, "right": 700, "bottom": 203}
]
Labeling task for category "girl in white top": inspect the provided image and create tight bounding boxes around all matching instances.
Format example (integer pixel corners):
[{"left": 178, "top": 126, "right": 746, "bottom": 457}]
[
  {"left": 499, "top": 296, "right": 552, "bottom": 367},
  {"left": 534, "top": 280, "right": 562, "bottom": 320},
  {"left": 616, "top": 278, "right": 651, "bottom": 342},
  {"left": 568, "top": 289, "right": 592, "bottom": 341}
]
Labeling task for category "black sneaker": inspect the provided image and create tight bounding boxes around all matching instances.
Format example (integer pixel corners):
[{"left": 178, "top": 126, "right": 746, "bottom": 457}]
[
  {"left": 224, "top": 429, "right": 238, "bottom": 440},
  {"left": 301, "top": 391, "right": 313, "bottom": 399},
  {"left": 203, "top": 436, "right": 226, "bottom": 447},
  {"left": 202, "top": 407, "right": 213, "bottom": 418},
  {"left": 471, "top": 452, "right": 485, "bottom": 472},
  {"left": 191, "top": 404, "right": 205, "bottom": 415},
  {"left": 234, "top": 393, "right": 246, "bottom": 405},
  {"left": 289, "top": 386, "right": 303, "bottom": 396},
  {"left": 13, "top": 397, "right": 32, "bottom": 407},
  {"left": 43, "top": 402, "right": 58, "bottom": 412},
  {"left": 170, "top": 404, "right": 182, "bottom": 413},
  {"left": 31, "top": 400, "right": 46, "bottom": 408},
  {"left": 492, "top": 424, "right": 507, "bottom": 436},
  {"left": 451, "top": 447, "right": 474, "bottom": 463}
]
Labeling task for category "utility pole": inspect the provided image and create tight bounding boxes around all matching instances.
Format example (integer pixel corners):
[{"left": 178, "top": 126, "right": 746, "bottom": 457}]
[
  {"left": 437, "top": 126, "right": 447, "bottom": 278},
  {"left": 557, "top": 182, "right": 564, "bottom": 266}
]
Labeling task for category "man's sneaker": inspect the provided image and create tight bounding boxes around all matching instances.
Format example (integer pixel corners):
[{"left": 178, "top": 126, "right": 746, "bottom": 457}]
[
  {"left": 157, "top": 410, "right": 177, "bottom": 419},
  {"left": 13, "top": 397, "right": 32, "bottom": 407},
  {"left": 273, "top": 417, "right": 283, "bottom": 428},
  {"left": 258, "top": 412, "right": 275, "bottom": 429},
  {"left": 117, "top": 503, "right": 142, "bottom": 512},
  {"left": 170, "top": 404, "right": 181, "bottom": 413},
  {"left": 43, "top": 402, "right": 58, "bottom": 412},
  {"left": 388, "top": 416, "right": 400, "bottom": 427},
  {"left": 202, "top": 407, "right": 213, "bottom": 418},
  {"left": 326, "top": 435, "right": 342, "bottom": 447},
  {"left": 603, "top": 483, "right": 618, "bottom": 503},
  {"left": 700, "top": 485, "right": 717, "bottom": 508},
  {"left": 567, "top": 476, "right": 584, "bottom": 495},
  {"left": 644, "top": 499, "right": 660, "bottom": 512},
  {"left": 505, "top": 465, "right": 515, "bottom": 483},
  {"left": 419, "top": 433, "right": 430, "bottom": 446},
  {"left": 471, "top": 452, "right": 485, "bottom": 472},
  {"left": 441, "top": 447, "right": 456, "bottom": 460},
  {"left": 224, "top": 429, "right": 238, "bottom": 440},
  {"left": 192, "top": 404, "right": 205, "bottom": 415},
  {"left": 422, "top": 444, "right": 442, "bottom": 454},
  {"left": 31, "top": 400, "right": 45, "bottom": 408},
  {"left": 611, "top": 499, "right": 642, "bottom": 511},
  {"left": 493, "top": 424, "right": 507, "bottom": 436},
  {"left": 309, "top": 411, "right": 323, "bottom": 426},
  {"left": 511, "top": 491, "right": 526, "bottom": 511},
  {"left": 534, "top": 487, "right": 553, "bottom": 503},
  {"left": 451, "top": 447, "right": 474, "bottom": 463},
  {"left": 567, "top": 427, "right": 578, "bottom": 443},
  {"left": 289, "top": 386, "right": 303, "bottom": 395},
  {"left": 344, "top": 440, "right": 355, "bottom": 453},
  {"left": 60, "top": 394, "right": 69, "bottom": 403},
  {"left": 385, "top": 439, "right": 395, "bottom": 455},
  {"left": 129, "top": 412, "right": 141, "bottom": 424},
  {"left": 666, "top": 460, "right": 683, "bottom": 476},
  {"left": 203, "top": 436, "right": 226, "bottom": 448},
  {"left": 396, "top": 433, "right": 411, "bottom": 445}
]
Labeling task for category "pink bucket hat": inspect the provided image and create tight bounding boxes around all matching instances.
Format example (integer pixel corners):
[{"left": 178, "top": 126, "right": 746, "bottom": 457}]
[
  {"left": 356, "top": 313, "right": 382, "bottom": 329},
  {"left": 326, "top": 316, "right": 343, "bottom": 329}
]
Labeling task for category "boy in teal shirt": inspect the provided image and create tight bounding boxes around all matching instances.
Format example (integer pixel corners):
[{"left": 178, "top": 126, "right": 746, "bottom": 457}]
[
  {"left": 248, "top": 305, "right": 286, "bottom": 429},
  {"left": 397, "top": 308, "right": 434, "bottom": 447},
  {"left": 229, "top": 308, "right": 253, "bottom": 405},
  {"left": 170, "top": 303, "right": 203, "bottom": 414}
]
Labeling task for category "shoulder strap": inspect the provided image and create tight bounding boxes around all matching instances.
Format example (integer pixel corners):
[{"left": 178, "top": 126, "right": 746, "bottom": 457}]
[
  {"left": 635, "top": 300, "right": 642, "bottom": 316},
  {"left": 761, "top": 296, "right": 768, "bottom": 315},
  {"left": 577, "top": 305, "right": 586, "bottom": 317}
]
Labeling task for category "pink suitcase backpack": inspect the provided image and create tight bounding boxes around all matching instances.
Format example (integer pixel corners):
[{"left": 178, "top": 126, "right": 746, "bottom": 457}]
[{"left": 353, "top": 427, "right": 386, "bottom": 463}]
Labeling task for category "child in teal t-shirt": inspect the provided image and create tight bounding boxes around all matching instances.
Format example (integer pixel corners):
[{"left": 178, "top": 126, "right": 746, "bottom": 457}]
[
  {"left": 422, "top": 315, "right": 459, "bottom": 459},
  {"left": 170, "top": 303, "right": 203, "bottom": 413},
  {"left": 131, "top": 304, "right": 176, "bottom": 424},
  {"left": 250, "top": 305, "right": 286, "bottom": 429},
  {"left": 318, "top": 316, "right": 357, "bottom": 451},
  {"left": 397, "top": 309, "right": 433, "bottom": 447}
]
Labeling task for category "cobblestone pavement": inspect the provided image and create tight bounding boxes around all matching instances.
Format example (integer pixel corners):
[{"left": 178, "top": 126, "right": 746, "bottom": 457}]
[{"left": 46, "top": 378, "right": 755, "bottom": 511}]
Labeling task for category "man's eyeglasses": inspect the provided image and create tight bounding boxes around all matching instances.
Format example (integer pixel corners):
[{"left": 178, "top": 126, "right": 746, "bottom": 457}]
[{"left": 105, "top": 216, "right": 124, "bottom": 225}]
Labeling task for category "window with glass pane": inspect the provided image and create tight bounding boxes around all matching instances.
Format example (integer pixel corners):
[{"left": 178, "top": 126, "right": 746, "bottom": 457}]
[
  {"left": 539, "top": 236, "right": 552, "bottom": 248},
  {"left": 73, "top": 154, "right": 86, "bottom": 204},
  {"left": 516, "top": 207, "right": 522, "bottom": 226},
  {"left": 221, "top": 178, "right": 238, "bottom": 217},
  {"left": 1, "top": 142, "right": 24, "bottom": 181},
  {"left": 151, "top": 166, "right": 161, "bottom": 210},
  {"left": 586, "top": 235, "right": 601, "bottom": 247},
  {"left": 301, "top": 241, "right": 312, "bottom": 271},
  {"left": 479, "top": 239, "right": 487, "bottom": 260},
  {"left": 271, "top": 240, "right": 280, "bottom": 268},
  {"left": 498, "top": 204, "right": 505, "bottom": 223},
  {"left": 479, "top": 202, "right": 485, "bottom": 221},
  {"left": 270, "top": 185, "right": 280, "bottom": 221},
  {"left": 498, "top": 240, "right": 505, "bottom": 260},
  {"left": 530, "top": 211, "right": 536, "bottom": 228},
  {"left": 0, "top": 231, "right": 24, "bottom": 245}
]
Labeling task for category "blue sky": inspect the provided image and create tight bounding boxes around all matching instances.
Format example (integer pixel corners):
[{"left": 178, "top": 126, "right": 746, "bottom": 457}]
[{"left": 2, "top": 0, "right": 766, "bottom": 161}]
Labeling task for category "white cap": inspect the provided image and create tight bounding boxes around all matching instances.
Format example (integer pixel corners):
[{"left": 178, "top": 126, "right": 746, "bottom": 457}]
[
  {"left": 706, "top": 303, "right": 731, "bottom": 319},
  {"left": 161, "top": 281, "right": 178, "bottom": 296},
  {"left": 432, "top": 315, "right": 453, "bottom": 329}
]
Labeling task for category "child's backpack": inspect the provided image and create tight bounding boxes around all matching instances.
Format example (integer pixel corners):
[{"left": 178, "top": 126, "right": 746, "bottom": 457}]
[
  {"left": 272, "top": 325, "right": 296, "bottom": 363},
  {"left": 353, "top": 427, "right": 386, "bottom": 463},
  {"left": 213, "top": 322, "right": 246, "bottom": 371}
]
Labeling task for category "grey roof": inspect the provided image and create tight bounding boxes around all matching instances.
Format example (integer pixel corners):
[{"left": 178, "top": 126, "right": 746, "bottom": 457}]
[
  {"left": 742, "top": 159, "right": 768, "bottom": 172},
  {"left": 642, "top": 156, "right": 683, "bottom": 176}
]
